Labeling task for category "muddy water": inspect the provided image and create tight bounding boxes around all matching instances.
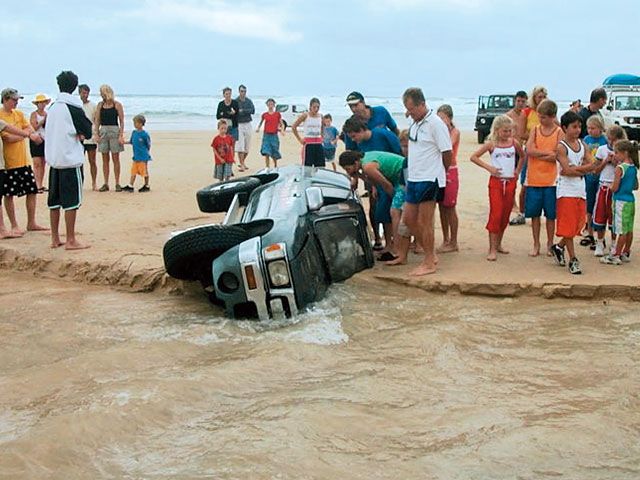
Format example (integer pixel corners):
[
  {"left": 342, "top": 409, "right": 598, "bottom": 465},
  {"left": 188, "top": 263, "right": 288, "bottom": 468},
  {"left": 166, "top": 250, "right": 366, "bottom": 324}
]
[{"left": 1, "top": 274, "right": 639, "bottom": 479}]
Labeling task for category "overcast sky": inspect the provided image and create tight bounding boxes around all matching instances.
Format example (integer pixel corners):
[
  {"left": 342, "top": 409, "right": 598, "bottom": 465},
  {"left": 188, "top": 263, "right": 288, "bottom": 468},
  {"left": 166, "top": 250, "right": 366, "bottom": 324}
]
[{"left": 4, "top": 0, "right": 639, "bottom": 99}]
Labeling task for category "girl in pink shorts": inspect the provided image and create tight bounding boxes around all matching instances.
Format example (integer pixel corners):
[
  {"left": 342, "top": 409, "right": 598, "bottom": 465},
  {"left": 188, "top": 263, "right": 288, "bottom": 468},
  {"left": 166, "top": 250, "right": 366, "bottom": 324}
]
[{"left": 436, "top": 105, "right": 460, "bottom": 253}]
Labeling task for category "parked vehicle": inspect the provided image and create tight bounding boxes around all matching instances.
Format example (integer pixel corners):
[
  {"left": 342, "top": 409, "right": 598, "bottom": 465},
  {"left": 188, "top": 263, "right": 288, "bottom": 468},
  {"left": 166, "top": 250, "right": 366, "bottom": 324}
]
[
  {"left": 276, "top": 104, "right": 308, "bottom": 129},
  {"left": 163, "top": 166, "right": 374, "bottom": 320},
  {"left": 602, "top": 74, "right": 640, "bottom": 141},
  {"left": 474, "top": 94, "right": 515, "bottom": 143}
]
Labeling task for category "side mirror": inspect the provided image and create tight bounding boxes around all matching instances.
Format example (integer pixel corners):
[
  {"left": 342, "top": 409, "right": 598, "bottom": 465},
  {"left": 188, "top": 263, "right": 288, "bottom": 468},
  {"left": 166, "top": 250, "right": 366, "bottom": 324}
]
[
  {"left": 607, "top": 105, "right": 613, "bottom": 111},
  {"left": 306, "top": 187, "right": 324, "bottom": 211}
]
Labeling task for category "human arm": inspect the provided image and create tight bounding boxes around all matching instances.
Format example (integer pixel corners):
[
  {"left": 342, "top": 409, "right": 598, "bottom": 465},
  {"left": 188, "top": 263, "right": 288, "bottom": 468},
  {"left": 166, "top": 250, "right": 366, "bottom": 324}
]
[
  {"left": 291, "top": 113, "right": 306, "bottom": 145},
  {"left": 363, "top": 162, "right": 395, "bottom": 197},
  {"left": 93, "top": 102, "right": 102, "bottom": 142},
  {"left": 68, "top": 104, "right": 93, "bottom": 140},
  {"left": 514, "top": 142, "right": 525, "bottom": 176},
  {"left": 255, "top": 116, "right": 264, "bottom": 133},
  {"left": 611, "top": 165, "right": 623, "bottom": 192},
  {"left": 525, "top": 127, "right": 557, "bottom": 161},
  {"left": 216, "top": 101, "right": 223, "bottom": 120},
  {"left": 116, "top": 101, "right": 125, "bottom": 144},
  {"left": 470, "top": 142, "right": 501, "bottom": 176},
  {"left": 30, "top": 111, "right": 46, "bottom": 132},
  {"left": 556, "top": 143, "right": 593, "bottom": 177}
]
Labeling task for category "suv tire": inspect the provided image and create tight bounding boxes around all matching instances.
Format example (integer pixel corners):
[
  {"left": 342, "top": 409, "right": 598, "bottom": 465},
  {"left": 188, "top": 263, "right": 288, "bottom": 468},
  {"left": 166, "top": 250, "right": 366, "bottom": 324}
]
[
  {"left": 163, "top": 225, "right": 249, "bottom": 281},
  {"left": 197, "top": 177, "right": 261, "bottom": 213},
  {"left": 477, "top": 130, "right": 487, "bottom": 144}
]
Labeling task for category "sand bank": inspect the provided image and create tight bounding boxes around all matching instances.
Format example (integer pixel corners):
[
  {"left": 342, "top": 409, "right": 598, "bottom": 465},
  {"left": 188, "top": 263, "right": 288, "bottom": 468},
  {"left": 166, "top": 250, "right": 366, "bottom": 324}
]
[{"left": 1, "top": 129, "right": 638, "bottom": 301}]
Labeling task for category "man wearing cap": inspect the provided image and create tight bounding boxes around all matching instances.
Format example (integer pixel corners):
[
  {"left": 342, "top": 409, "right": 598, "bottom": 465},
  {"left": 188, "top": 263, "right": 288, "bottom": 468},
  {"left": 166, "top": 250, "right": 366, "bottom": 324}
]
[
  {"left": 45, "top": 71, "right": 93, "bottom": 250},
  {"left": 0, "top": 87, "right": 48, "bottom": 235},
  {"left": 344, "top": 91, "right": 399, "bottom": 150},
  {"left": 235, "top": 84, "right": 255, "bottom": 171}
]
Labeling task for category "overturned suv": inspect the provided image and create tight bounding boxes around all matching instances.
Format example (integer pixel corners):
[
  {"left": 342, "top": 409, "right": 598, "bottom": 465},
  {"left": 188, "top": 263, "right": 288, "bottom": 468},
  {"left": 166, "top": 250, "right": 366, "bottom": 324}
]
[{"left": 163, "top": 166, "right": 374, "bottom": 320}]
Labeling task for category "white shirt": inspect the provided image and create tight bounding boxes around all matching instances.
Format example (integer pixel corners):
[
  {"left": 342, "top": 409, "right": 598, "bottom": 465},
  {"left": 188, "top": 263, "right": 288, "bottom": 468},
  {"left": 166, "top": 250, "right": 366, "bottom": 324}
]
[
  {"left": 595, "top": 144, "right": 616, "bottom": 184},
  {"left": 407, "top": 110, "right": 452, "bottom": 185},
  {"left": 82, "top": 100, "right": 97, "bottom": 145},
  {"left": 556, "top": 140, "right": 586, "bottom": 199},
  {"left": 490, "top": 143, "right": 517, "bottom": 178}
]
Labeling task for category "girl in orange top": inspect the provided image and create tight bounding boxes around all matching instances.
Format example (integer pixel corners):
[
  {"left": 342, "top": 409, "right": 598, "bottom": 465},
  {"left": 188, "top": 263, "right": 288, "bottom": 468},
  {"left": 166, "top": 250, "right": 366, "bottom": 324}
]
[{"left": 436, "top": 104, "right": 460, "bottom": 253}]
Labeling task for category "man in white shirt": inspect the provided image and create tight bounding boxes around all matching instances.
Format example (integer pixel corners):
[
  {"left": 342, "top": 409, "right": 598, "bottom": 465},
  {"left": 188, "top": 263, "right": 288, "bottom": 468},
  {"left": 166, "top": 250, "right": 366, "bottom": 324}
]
[
  {"left": 402, "top": 88, "right": 452, "bottom": 276},
  {"left": 78, "top": 84, "right": 98, "bottom": 191}
]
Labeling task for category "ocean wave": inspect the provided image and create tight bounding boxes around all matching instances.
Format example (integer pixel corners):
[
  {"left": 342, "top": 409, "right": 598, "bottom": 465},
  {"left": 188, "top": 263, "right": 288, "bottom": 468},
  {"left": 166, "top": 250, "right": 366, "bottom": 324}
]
[{"left": 137, "top": 110, "right": 212, "bottom": 118}]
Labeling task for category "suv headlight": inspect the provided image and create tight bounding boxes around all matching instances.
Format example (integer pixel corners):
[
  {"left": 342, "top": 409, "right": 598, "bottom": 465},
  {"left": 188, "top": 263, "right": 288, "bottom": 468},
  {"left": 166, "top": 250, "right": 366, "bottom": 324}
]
[
  {"left": 480, "top": 118, "right": 486, "bottom": 124},
  {"left": 267, "top": 260, "right": 290, "bottom": 287},
  {"left": 624, "top": 117, "right": 634, "bottom": 124}
]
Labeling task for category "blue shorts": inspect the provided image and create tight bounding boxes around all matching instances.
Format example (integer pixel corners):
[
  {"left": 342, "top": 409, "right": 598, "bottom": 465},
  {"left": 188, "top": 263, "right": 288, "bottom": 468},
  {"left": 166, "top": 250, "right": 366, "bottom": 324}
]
[
  {"left": 585, "top": 173, "right": 599, "bottom": 214},
  {"left": 524, "top": 186, "right": 557, "bottom": 220},
  {"left": 229, "top": 126, "right": 239, "bottom": 141},
  {"left": 323, "top": 147, "right": 336, "bottom": 161},
  {"left": 405, "top": 180, "right": 444, "bottom": 204},
  {"left": 374, "top": 187, "right": 392, "bottom": 224},
  {"left": 260, "top": 133, "right": 281, "bottom": 160}
]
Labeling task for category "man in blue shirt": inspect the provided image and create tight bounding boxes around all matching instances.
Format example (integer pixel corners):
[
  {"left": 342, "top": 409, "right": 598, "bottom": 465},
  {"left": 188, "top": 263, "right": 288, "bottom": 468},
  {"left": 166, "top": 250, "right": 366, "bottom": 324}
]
[
  {"left": 343, "top": 91, "right": 399, "bottom": 150},
  {"left": 343, "top": 116, "right": 402, "bottom": 256}
]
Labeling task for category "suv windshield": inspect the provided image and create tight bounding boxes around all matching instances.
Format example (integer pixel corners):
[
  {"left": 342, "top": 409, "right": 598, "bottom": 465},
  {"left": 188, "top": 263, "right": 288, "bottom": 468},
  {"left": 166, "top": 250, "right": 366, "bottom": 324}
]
[
  {"left": 488, "top": 96, "right": 514, "bottom": 109},
  {"left": 314, "top": 217, "right": 367, "bottom": 282},
  {"left": 614, "top": 96, "right": 640, "bottom": 111}
]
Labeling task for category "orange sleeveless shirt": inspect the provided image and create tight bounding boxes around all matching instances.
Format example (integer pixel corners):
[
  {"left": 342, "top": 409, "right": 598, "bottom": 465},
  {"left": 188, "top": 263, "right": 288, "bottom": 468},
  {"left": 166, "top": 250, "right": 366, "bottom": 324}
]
[{"left": 526, "top": 125, "right": 561, "bottom": 187}]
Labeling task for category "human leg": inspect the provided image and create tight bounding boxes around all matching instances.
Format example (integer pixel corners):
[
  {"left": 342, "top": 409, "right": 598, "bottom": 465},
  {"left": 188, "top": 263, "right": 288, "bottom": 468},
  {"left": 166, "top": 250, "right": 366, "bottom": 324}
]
[
  {"left": 26, "top": 193, "right": 48, "bottom": 231},
  {"left": 87, "top": 148, "right": 98, "bottom": 190},
  {"left": 113, "top": 152, "right": 121, "bottom": 187},
  {"left": 49, "top": 208, "right": 64, "bottom": 247},
  {"left": 412, "top": 200, "right": 437, "bottom": 276},
  {"left": 64, "top": 209, "right": 89, "bottom": 250},
  {"left": 101, "top": 152, "right": 110, "bottom": 189},
  {"left": 32, "top": 157, "right": 45, "bottom": 190},
  {"left": 530, "top": 217, "right": 541, "bottom": 256}
]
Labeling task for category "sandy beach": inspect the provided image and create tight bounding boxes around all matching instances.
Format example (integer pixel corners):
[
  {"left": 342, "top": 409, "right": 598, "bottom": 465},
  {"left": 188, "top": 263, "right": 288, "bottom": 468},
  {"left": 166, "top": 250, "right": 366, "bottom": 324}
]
[{"left": 1, "top": 129, "right": 639, "bottom": 300}]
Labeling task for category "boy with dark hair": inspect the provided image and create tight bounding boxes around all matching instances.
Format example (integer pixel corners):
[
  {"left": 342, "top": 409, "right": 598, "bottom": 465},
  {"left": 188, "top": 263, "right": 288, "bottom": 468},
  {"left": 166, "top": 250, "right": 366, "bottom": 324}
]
[
  {"left": 550, "top": 111, "right": 595, "bottom": 274},
  {"left": 342, "top": 116, "right": 402, "bottom": 155},
  {"left": 122, "top": 114, "right": 152, "bottom": 192},
  {"left": 44, "top": 70, "right": 93, "bottom": 250}
]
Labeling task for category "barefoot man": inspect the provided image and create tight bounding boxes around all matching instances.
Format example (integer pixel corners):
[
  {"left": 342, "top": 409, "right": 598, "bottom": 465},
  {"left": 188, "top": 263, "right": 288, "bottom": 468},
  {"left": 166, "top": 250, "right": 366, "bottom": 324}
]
[
  {"left": 0, "top": 88, "right": 49, "bottom": 235},
  {"left": 44, "top": 71, "right": 93, "bottom": 250},
  {"left": 401, "top": 88, "right": 452, "bottom": 276}
]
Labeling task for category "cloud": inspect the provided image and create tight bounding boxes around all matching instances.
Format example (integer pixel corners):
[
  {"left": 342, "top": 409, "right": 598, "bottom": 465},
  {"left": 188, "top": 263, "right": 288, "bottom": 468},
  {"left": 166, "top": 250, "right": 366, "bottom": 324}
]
[{"left": 127, "top": 0, "right": 302, "bottom": 43}]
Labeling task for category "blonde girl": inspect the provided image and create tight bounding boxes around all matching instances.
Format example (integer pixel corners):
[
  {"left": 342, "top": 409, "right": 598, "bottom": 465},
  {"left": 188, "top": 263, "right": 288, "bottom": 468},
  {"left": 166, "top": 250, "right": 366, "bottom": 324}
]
[
  {"left": 94, "top": 84, "right": 125, "bottom": 192},
  {"left": 471, "top": 115, "right": 524, "bottom": 260},
  {"left": 601, "top": 140, "right": 639, "bottom": 264},
  {"left": 436, "top": 104, "right": 460, "bottom": 253}
]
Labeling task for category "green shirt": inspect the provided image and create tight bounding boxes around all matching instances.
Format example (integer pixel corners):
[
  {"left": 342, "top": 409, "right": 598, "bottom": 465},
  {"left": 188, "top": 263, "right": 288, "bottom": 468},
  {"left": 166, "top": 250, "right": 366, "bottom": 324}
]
[{"left": 362, "top": 151, "right": 404, "bottom": 185}]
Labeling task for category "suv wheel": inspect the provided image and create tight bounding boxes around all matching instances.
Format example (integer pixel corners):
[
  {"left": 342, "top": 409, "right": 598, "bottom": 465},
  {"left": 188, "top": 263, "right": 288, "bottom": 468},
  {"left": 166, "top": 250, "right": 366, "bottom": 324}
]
[
  {"left": 163, "top": 225, "right": 249, "bottom": 282},
  {"left": 196, "top": 177, "right": 261, "bottom": 213},
  {"left": 477, "top": 130, "right": 487, "bottom": 144}
]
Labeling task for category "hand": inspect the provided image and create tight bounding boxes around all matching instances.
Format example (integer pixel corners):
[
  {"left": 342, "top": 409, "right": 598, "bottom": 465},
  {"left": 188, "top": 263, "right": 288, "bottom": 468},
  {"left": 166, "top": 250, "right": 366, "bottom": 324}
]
[
  {"left": 371, "top": 188, "right": 378, "bottom": 200},
  {"left": 118, "top": 134, "right": 125, "bottom": 146},
  {"left": 488, "top": 166, "right": 501, "bottom": 176},
  {"left": 29, "top": 132, "right": 42, "bottom": 143}
]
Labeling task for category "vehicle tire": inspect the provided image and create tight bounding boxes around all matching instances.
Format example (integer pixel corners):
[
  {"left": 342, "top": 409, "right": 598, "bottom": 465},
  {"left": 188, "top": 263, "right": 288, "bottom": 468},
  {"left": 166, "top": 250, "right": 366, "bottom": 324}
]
[
  {"left": 196, "top": 177, "right": 261, "bottom": 213},
  {"left": 163, "top": 225, "right": 249, "bottom": 281},
  {"left": 477, "top": 130, "right": 487, "bottom": 144}
]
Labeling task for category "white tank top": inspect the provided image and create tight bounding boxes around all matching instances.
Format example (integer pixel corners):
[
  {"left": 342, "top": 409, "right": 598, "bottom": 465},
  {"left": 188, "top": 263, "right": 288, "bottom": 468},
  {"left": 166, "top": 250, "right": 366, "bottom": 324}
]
[
  {"left": 556, "top": 140, "right": 586, "bottom": 199},
  {"left": 303, "top": 114, "right": 322, "bottom": 139},
  {"left": 490, "top": 143, "right": 517, "bottom": 178},
  {"left": 35, "top": 112, "right": 46, "bottom": 137}
]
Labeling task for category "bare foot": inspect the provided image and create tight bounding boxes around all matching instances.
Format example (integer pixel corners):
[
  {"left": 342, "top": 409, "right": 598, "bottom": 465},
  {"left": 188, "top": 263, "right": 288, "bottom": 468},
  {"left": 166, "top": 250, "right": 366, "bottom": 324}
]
[
  {"left": 65, "top": 241, "right": 91, "bottom": 251},
  {"left": 1, "top": 229, "right": 23, "bottom": 239},
  {"left": 497, "top": 246, "right": 510, "bottom": 254},
  {"left": 437, "top": 243, "right": 459, "bottom": 253},
  {"left": 546, "top": 245, "right": 553, "bottom": 257},
  {"left": 385, "top": 257, "right": 407, "bottom": 266},
  {"left": 528, "top": 246, "right": 540, "bottom": 257},
  {"left": 409, "top": 263, "right": 437, "bottom": 276},
  {"left": 10, "top": 227, "right": 26, "bottom": 237},
  {"left": 487, "top": 251, "right": 497, "bottom": 261},
  {"left": 27, "top": 224, "right": 50, "bottom": 232},
  {"left": 414, "top": 247, "right": 424, "bottom": 254},
  {"left": 51, "top": 240, "right": 66, "bottom": 249},
  {"left": 92, "top": 184, "right": 98, "bottom": 191}
]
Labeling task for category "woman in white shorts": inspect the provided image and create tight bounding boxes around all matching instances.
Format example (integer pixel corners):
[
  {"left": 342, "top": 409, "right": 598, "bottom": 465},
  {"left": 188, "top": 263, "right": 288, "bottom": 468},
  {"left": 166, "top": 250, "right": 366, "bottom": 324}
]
[{"left": 94, "top": 84, "right": 125, "bottom": 192}]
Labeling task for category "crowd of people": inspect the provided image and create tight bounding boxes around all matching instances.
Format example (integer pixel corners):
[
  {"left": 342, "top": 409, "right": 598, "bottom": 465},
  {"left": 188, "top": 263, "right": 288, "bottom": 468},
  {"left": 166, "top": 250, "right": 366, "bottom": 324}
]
[
  {"left": 1, "top": 76, "right": 638, "bottom": 277},
  {"left": 0, "top": 71, "right": 152, "bottom": 249}
]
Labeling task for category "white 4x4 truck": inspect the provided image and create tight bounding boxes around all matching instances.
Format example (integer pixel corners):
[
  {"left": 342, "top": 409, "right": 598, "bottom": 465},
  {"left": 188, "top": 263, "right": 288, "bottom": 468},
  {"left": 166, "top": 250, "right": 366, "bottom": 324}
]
[{"left": 602, "top": 74, "right": 640, "bottom": 141}]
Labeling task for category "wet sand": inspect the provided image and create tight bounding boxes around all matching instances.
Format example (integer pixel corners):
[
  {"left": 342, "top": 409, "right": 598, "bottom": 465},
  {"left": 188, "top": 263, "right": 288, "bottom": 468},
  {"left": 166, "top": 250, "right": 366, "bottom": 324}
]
[
  {"left": 0, "top": 129, "right": 638, "bottom": 300},
  {"left": 1, "top": 273, "right": 639, "bottom": 479}
]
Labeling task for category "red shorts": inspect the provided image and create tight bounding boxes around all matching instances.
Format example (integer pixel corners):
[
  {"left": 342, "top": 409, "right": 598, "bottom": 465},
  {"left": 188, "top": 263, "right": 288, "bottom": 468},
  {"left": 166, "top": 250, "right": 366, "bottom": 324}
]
[
  {"left": 556, "top": 197, "right": 586, "bottom": 238},
  {"left": 439, "top": 166, "right": 459, "bottom": 208},
  {"left": 592, "top": 183, "right": 613, "bottom": 231},
  {"left": 486, "top": 176, "right": 517, "bottom": 233}
]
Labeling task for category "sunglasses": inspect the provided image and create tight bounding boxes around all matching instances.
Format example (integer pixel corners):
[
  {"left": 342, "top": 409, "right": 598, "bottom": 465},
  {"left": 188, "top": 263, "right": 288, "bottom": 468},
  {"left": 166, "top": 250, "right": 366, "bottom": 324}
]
[{"left": 408, "top": 117, "right": 428, "bottom": 142}]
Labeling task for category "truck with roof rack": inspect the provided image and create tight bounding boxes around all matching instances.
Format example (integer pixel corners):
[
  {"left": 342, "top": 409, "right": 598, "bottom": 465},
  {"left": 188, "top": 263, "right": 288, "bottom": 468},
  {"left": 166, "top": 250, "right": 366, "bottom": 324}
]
[{"left": 601, "top": 74, "right": 640, "bottom": 141}]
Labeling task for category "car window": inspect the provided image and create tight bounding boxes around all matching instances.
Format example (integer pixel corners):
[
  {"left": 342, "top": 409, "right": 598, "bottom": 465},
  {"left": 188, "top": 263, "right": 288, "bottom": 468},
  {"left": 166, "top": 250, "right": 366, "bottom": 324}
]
[
  {"left": 615, "top": 96, "right": 640, "bottom": 111},
  {"left": 314, "top": 216, "right": 368, "bottom": 282},
  {"left": 276, "top": 104, "right": 288, "bottom": 112}
]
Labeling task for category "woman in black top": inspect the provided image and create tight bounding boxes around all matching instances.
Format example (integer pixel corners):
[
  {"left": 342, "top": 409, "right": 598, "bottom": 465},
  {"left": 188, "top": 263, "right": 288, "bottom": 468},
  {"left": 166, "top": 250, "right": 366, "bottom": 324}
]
[
  {"left": 94, "top": 84, "right": 125, "bottom": 192},
  {"left": 216, "top": 87, "right": 238, "bottom": 142}
]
